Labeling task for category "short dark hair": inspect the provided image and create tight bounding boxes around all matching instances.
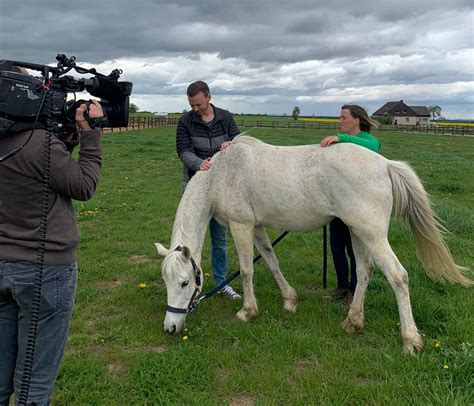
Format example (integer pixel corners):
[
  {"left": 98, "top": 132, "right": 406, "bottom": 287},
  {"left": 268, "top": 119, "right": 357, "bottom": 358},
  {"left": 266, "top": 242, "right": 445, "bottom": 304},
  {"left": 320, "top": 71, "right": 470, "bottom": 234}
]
[
  {"left": 187, "top": 81, "right": 210, "bottom": 97},
  {"left": 341, "top": 104, "right": 379, "bottom": 133}
]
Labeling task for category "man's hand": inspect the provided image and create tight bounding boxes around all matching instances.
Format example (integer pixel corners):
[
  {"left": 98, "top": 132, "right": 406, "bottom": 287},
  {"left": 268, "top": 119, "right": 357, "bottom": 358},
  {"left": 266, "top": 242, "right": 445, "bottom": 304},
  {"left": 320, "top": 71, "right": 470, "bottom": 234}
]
[
  {"left": 199, "top": 157, "right": 212, "bottom": 171},
  {"left": 320, "top": 135, "right": 339, "bottom": 147},
  {"left": 220, "top": 141, "right": 233, "bottom": 151},
  {"left": 75, "top": 100, "right": 104, "bottom": 131}
]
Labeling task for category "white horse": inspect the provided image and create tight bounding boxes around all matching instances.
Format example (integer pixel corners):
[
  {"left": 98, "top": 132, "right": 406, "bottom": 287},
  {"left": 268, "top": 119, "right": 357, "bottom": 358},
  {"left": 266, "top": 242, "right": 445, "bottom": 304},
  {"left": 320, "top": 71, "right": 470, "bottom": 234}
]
[{"left": 155, "top": 135, "right": 471, "bottom": 354}]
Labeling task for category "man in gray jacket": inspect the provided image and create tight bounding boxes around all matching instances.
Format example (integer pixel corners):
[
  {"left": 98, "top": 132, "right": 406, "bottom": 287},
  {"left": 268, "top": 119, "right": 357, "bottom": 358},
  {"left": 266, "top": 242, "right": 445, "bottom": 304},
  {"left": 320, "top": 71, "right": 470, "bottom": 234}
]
[{"left": 176, "top": 81, "right": 241, "bottom": 299}]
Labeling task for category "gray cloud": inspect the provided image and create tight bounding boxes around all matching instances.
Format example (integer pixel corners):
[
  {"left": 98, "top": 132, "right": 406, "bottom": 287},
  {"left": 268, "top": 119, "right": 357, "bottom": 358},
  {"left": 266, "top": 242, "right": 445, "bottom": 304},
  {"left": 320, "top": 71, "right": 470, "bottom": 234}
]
[{"left": 1, "top": 0, "right": 472, "bottom": 118}]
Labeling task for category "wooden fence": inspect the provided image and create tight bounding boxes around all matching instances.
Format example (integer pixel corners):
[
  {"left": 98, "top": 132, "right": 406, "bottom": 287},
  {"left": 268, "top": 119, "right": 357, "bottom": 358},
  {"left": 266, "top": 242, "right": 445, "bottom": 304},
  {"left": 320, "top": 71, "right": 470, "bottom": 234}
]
[
  {"left": 389, "top": 124, "right": 474, "bottom": 136},
  {"left": 236, "top": 120, "right": 474, "bottom": 135},
  {"left": 101, "top": 116, "right": 178, "bottom": 133},
  {"left": 102, "top": 116, "right": 474, "bottom": 136},
  {"left": 236, "top": 120, "right": 338, "bottom": 130}
]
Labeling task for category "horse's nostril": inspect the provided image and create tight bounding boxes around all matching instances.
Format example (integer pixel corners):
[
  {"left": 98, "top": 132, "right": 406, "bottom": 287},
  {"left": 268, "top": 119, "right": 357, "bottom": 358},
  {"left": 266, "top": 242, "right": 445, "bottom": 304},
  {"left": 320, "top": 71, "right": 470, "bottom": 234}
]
[{"left": 166, "top": 324, "right": 177, "bottom": 334}]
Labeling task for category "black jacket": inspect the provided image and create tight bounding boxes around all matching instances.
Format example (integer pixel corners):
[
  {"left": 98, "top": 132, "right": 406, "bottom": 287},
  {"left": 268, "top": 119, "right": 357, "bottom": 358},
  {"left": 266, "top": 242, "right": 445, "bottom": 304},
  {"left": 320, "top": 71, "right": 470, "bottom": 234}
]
[{"left": 176, "top": 104, "right": 240, "bottom": 181}]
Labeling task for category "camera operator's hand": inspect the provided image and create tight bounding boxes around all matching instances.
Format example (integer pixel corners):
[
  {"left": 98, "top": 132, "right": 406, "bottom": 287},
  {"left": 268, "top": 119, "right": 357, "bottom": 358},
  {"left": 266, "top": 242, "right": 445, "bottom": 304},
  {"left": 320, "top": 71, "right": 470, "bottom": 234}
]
[{"left": 75, "top": 100, "right": 104, "bottom": 131}]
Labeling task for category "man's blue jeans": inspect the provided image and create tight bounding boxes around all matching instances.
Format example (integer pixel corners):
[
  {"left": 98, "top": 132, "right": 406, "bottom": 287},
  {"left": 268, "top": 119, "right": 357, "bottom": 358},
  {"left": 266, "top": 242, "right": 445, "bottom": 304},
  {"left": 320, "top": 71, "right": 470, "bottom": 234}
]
[
  {"left": 209, "top": 217, "right": 229, "bottom": 286},
  {"left": 183, "top": 181, "right": 229, "bottom": 286},
  {"left": 0, "top": 261, "right": 78, "bottom": 406}
]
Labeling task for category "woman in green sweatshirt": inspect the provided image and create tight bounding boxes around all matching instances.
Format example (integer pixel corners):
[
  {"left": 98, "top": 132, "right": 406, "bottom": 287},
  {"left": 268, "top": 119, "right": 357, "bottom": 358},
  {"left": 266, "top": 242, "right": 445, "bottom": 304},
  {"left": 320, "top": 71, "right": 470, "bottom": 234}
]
[{"left": 320, "top": 104, "right": 381, "bottom": 304}]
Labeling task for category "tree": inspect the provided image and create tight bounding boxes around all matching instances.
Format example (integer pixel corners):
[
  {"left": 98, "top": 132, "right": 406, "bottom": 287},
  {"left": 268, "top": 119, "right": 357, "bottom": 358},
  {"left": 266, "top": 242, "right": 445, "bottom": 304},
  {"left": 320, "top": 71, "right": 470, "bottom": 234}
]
[
  {"left": 129, "top": 103, "right": 139, "bottom": 114},
  {"left": 427, "top": 105, "right": 442, "bottom": 121},
  {"left": 292, "top": 106, "right": 300, "bottom": 120},
  {"left": 373, "top": 113, "right": 393, "bottom": 125}
]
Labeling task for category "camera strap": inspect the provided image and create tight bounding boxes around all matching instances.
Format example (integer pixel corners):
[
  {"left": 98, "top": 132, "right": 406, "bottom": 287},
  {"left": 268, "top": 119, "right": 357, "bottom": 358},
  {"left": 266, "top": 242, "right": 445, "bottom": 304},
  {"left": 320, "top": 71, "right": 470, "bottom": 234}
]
[{"left": 88, "top": 116, "right": 108, "bottom": 129}]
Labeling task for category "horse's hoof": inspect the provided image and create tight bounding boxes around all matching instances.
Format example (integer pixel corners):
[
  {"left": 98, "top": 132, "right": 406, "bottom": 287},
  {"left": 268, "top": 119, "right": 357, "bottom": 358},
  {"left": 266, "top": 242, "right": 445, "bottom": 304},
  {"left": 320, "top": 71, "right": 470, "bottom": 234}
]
[
  {"left": 403, "top": 335, "right": 424, "bottom": 355},
  {"left": 284, "top": 300, "right": 297, "bottom": 313},
  {"left": 236, "top": 307, "right": 258, "bottom": 322},
  {"left": 341, "top": 316, "right": 364, "bottom": 334}
]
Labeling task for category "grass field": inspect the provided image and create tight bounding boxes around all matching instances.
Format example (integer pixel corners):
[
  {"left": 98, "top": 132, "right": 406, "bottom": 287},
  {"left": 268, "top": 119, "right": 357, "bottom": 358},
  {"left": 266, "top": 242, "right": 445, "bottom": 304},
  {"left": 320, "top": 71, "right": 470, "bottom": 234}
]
[{"left": 55, "top": 127, "right": 473, "bottom": 404}]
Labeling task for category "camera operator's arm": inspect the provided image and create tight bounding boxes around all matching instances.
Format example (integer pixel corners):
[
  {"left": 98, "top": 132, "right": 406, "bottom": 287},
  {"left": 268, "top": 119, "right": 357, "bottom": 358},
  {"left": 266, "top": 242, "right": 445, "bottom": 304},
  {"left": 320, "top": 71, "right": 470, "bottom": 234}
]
[{"left": 48, "top": 101, "right": 103, "bottom": 201}]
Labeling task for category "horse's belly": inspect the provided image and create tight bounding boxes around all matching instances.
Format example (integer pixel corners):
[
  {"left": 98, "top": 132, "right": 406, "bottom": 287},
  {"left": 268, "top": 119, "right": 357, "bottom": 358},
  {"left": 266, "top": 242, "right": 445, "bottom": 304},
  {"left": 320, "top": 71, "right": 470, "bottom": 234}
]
[{"left": 257, "top": 212, "right": 331, "bottom": 232}]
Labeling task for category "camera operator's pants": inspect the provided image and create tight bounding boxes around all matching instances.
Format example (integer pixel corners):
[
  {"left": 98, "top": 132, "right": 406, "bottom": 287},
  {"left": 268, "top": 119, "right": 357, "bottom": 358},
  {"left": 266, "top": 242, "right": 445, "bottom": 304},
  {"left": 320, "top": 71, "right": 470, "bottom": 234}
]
[{"left": 0, "top": 261, "right": 77, "bottom": 406}]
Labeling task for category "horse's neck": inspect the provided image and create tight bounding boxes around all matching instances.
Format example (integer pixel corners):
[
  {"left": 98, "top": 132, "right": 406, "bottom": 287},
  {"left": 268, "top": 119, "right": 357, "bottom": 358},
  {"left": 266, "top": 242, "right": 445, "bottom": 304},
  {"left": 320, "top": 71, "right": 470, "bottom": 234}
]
[{"left": 170, "top": 174, "right": 211, "bottom": 255}]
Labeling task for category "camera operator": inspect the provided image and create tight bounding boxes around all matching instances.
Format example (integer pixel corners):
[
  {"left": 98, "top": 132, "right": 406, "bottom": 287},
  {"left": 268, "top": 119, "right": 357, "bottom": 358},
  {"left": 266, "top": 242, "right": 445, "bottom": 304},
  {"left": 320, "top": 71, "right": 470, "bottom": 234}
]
[{"left": 0, "top": 65, "right": 104, "bottom": 405}]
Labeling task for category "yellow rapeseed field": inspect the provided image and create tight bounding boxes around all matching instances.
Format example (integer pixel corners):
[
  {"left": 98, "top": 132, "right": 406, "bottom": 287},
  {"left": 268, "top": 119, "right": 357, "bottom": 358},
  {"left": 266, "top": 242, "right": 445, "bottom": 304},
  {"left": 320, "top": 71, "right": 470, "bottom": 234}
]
[
  {"left": 436, "top": 121, "right": 474, "bottom": 127},
  {"left": 297, "top": 117, "right": 339, "bottom": 123}
]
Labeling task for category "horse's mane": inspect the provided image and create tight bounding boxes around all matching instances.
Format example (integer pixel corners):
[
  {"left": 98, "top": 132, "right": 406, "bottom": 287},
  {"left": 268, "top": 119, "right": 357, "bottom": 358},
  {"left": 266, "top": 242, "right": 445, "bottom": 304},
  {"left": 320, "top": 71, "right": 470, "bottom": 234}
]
[
  {"left": 233, "top": 134, "right": 265, "bottom": 145},
  {"left": 171, "top": 205, "right": 189, "bottom": 248},
  {"left": 171, "top": 171, "right": 210, "bottom": 249}
]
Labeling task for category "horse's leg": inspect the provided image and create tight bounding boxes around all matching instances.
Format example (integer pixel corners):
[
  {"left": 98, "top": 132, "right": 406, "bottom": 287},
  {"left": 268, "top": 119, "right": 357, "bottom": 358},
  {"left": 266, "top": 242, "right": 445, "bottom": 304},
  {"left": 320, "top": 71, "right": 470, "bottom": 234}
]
[
  {"left": 358, "top": 236, "right": 423, "bottom": 354},
  {"left": 228, "top": 221, "right": 258, "bottom": 321},
  {"left": 341, "top": 234, "right": 373, "bottom": 333},
  {"left": 253, "top": 226, "right": 297, "bottom": 313}
]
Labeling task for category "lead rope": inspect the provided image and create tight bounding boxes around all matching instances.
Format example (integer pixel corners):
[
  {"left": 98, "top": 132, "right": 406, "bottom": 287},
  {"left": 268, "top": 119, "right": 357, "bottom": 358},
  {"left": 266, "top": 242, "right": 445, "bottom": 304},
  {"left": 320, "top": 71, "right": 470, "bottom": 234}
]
[{"left": 195, "top": 231, "right": 290, "bottom": 306}]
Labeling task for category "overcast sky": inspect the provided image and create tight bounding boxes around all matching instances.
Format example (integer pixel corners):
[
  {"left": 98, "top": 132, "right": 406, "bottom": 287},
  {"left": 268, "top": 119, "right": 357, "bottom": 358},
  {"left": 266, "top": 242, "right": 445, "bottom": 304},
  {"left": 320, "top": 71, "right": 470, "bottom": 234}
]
[{"left": 1, "top": 0, "right": 473, "bottom": 118}]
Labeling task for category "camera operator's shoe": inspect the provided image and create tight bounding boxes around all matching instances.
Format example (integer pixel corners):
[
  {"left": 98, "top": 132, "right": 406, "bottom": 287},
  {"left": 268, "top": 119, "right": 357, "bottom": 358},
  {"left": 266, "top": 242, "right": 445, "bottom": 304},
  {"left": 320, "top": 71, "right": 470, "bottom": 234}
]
[
  {"left": 321, "top": 288, "right": 350, "bottom": 302},
  {"left": 220, "top": 285, "right": 241, "bottom": 299}
]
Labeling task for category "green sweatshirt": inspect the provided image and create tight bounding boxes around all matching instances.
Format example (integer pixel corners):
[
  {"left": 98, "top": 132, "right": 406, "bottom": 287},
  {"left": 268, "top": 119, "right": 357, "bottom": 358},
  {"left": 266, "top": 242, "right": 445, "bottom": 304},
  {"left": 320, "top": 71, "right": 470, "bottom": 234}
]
[{"left": 337, "top": 131, "right": 381, "bottom": 152}]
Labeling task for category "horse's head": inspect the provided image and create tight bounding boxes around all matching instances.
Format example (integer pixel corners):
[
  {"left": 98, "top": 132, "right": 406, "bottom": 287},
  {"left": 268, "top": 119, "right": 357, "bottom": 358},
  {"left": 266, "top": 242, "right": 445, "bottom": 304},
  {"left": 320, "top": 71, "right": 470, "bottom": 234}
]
[{"left": 155, "top": 243, "right": 202, "bottom": 334}]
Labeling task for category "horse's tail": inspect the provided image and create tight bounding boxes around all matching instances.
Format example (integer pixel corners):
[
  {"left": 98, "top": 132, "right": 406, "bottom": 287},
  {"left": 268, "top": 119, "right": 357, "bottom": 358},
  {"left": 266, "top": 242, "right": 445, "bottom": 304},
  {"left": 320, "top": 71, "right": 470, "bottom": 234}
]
[{"left": 387, "top": 160, "right": 472, "bottom": 286}]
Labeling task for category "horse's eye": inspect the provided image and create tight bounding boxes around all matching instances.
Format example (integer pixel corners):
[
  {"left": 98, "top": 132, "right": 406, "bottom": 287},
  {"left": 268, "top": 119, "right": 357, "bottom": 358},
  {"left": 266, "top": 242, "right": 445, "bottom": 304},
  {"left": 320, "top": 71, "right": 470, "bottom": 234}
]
[{"left": 181, "top": 280, "right": 189, "bottom": 288}]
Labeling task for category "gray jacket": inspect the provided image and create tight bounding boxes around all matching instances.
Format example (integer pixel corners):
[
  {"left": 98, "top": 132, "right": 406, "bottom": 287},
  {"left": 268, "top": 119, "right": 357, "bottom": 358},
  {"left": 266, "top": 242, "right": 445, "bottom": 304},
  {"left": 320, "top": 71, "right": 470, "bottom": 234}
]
[{"left": 176, "top": 104, "right": 240, "bottom": 181}]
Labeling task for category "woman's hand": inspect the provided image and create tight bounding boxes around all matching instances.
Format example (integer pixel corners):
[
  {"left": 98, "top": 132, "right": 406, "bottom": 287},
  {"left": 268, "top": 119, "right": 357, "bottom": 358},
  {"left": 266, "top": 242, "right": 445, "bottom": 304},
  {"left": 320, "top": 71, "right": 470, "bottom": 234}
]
[{"left": 320, "top": 135, "right": 339, "bottom": 147}]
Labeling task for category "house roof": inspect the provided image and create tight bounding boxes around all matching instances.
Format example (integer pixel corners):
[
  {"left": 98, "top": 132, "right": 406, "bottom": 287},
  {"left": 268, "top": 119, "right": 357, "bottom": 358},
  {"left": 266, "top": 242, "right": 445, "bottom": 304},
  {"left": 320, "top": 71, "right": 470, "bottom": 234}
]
[
  {"left": 373, "top": 100, "right": 429, "bottom": 117},
  {"left": 410, "top": 106, "right": 430, "bottom": 116},
  {"left": 372, "top": 102, "right": 400, "bottom": 115}
]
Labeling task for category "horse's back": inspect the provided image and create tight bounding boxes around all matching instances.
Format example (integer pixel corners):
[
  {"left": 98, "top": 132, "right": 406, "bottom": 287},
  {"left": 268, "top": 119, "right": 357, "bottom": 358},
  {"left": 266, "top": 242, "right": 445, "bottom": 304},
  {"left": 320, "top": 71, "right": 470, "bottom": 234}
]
[{"left": 210, "top": 137, "right": 392, "bottom": 231}]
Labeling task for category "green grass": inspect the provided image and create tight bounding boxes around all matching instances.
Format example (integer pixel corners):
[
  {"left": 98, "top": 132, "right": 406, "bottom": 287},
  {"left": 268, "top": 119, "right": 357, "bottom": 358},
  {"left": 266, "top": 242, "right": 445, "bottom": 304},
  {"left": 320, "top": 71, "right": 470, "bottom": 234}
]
[{"left": 54, "top": 127, "right": 474, "bottom": 405}]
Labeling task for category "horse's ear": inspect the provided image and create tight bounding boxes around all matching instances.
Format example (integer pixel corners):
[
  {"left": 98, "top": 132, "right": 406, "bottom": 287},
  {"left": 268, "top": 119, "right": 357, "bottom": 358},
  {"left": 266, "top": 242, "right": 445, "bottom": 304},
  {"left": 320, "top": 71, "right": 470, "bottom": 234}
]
[
  {"left": 155, "top": 243, "right": 170, "bottom": 257},
  {"left": 181, "top": 246, "right": 191, "bottom": 259}
]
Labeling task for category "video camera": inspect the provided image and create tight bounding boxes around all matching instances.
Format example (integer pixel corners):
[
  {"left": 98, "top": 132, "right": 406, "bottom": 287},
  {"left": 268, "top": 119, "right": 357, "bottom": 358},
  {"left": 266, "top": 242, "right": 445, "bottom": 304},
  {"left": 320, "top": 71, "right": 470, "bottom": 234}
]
[{"left": 0, "top": 54, "right": 133, "bottom": 138}]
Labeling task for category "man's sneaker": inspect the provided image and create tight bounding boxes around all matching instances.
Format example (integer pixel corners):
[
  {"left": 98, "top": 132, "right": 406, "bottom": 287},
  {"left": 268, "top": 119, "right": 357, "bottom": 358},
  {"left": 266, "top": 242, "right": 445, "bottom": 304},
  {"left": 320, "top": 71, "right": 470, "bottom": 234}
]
[
  {"left": 321, "top": 288, "right": 350, "bottom": 302},
  {"left": 220, "top": 285, "right": 241, "bottom": 299}
]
